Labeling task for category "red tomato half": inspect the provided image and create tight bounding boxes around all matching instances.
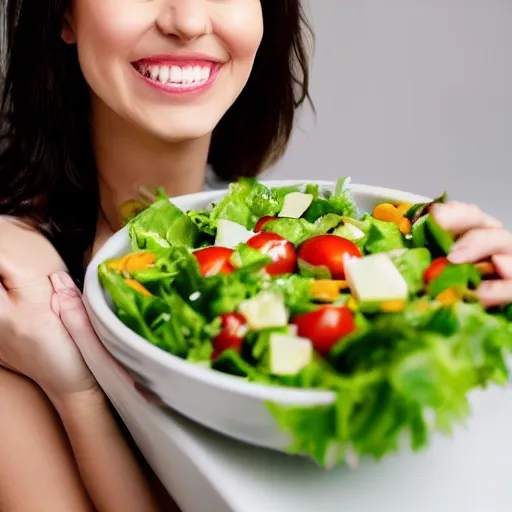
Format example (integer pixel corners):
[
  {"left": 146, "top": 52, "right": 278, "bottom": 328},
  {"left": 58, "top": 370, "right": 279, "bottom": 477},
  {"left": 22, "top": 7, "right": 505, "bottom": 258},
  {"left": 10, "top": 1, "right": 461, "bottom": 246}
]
[
  {"left": 211, "top": 313, "right": 247, "bottom": 359},
  {"left": 246, "top": 232, "right": 297, "bottom": 275},
  {"left": 424, "top": 257, "right": 449, "bottom": 283},
  {"left": 291, "top": 306, "right": 355, "bottom": 355},
  {"left": 193, "top": 247, "right": 235, "bottom": 277},
  {"left": 297, "top": 234, "right": 361, "bottom": 279},
  {"left": 255, "top": 216, "right": 277, "bottom": 232}
]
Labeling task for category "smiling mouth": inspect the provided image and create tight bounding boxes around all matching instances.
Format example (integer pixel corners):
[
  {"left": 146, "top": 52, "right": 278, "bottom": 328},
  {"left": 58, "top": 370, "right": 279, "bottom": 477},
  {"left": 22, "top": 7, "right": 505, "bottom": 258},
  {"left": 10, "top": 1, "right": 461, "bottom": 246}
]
[{"left": 133, "top": 60, "right": 217, "bottom": 89}]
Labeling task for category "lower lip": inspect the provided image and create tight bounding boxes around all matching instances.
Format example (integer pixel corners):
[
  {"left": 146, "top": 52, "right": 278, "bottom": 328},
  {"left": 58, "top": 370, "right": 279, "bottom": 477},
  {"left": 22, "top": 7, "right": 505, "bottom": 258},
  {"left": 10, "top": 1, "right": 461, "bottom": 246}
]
[{"left": 133, "top": 63, "right": 222, "bottom": 97}]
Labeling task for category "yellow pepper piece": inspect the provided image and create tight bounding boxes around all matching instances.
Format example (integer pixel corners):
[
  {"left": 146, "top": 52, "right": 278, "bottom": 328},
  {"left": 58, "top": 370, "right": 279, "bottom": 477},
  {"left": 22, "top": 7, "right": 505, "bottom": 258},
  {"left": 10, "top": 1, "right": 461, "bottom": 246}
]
[
  {"left": 310, "top": 280, "right": 348, "bottom": 301},
  {"left": 395, "top": 202, "right": 413, "bottom": 216},
  {"left": 380, "top": 300, "right": 406, "bottom": 313},
  {"left": 436, "top": 288, "right": 459, "bottom": 306},
  {"left": 372, "top": 203, "right": 400, "bottom": 223},
  {"left": 397, "top": 217, "right": 411, "bottom": 235},
  {"left": 108, "top": 252, "right": 156, "bottom": 273},
  {"left": 373, "top": 203, "right": 411, "bottom": 235},
  {"left": 125, "top": 279, "right": 152, "bottom": 297}
]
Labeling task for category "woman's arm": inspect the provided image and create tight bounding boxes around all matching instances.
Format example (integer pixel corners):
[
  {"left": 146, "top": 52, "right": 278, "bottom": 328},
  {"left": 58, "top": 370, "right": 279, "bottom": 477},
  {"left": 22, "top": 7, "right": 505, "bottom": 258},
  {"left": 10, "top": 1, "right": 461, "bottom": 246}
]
[
  {"left": 47, "top": 270, "right": 161, "bottom": 512},
  {"left": 0, "top": 369, "right": 94, "bottom": 512},
  {"left": 0, "top": 219, "right": 158, "bottom": 512},
  {"left": 50, "top": 389, "right": 159, "bottom": 512}
]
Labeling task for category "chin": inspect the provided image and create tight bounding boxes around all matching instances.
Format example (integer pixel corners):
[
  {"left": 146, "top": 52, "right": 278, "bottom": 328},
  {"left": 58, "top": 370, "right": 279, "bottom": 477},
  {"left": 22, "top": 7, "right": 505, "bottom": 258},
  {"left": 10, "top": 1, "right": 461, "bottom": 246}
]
[{"left": 142, "top": 117, "right": 219, "bottom": 144}]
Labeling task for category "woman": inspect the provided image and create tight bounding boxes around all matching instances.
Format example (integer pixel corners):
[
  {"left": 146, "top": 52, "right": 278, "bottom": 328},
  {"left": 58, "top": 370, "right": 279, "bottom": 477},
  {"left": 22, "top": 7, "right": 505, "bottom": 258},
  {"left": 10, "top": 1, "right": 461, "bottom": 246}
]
[
  {"left": 0, "top": 0, "right": 511, "bottom": 510},
  {"left": 0, "top": 1, "right": 312, "bottom": 510}
]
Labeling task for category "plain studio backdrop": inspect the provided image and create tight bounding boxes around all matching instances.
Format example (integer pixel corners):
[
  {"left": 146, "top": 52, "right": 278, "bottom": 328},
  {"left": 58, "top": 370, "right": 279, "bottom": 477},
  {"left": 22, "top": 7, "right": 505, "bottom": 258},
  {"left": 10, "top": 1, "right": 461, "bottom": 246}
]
[
  {"left": 1, "top": 3, "right": 510, "bottom": 221},
  {"left": 271, "top": 1, "right": 512, "bottom": 225}
]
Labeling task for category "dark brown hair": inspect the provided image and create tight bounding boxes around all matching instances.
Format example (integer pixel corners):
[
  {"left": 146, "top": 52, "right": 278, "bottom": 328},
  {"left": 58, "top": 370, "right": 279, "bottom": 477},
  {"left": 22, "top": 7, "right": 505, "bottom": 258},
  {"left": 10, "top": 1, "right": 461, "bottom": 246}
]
[{"left": 0, "top": 0, "right": 313, "bottom": 282}]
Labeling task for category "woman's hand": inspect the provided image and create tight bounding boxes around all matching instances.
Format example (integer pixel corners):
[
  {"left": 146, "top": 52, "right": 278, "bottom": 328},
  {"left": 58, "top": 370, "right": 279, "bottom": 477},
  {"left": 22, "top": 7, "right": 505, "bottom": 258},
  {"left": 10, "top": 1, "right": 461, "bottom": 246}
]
[
  {"left": 432, "top": 201, "right": 512, "bottom": 307},
  {"left": 0, "top": 218, "right": 98, "bottom": 402}
]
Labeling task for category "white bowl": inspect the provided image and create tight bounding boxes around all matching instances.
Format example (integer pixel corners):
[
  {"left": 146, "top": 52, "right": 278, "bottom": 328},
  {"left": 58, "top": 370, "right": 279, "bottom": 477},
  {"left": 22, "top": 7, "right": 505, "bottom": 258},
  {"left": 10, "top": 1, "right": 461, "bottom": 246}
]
[{"left": 84, "top": 180, "right": 430, "bottom": 452}]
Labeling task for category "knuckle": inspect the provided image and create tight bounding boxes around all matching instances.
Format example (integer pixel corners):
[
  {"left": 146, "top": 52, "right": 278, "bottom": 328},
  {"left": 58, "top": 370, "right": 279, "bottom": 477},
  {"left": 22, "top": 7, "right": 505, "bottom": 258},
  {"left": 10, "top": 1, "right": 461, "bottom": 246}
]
[
  {"left": 466, "top": 203, "right": 483, "bottom": 218},
  {"left": 57, "top": 286, "right": 81, "bottom": 301}
]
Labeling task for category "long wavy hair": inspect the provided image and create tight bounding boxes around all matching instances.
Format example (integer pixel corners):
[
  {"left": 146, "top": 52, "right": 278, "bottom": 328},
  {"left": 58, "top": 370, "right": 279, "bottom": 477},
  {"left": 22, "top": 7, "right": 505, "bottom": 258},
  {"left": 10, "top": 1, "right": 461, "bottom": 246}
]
[{"left": 0, "top": 0, "right": 313, "bottom": 283}]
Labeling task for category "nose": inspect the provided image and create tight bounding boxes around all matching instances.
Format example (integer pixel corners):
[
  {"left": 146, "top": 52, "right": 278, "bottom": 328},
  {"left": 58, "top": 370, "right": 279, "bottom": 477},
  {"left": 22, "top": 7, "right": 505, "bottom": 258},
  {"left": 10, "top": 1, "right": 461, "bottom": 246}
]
[{"left": 156, "top": 0, "right": 211, "bottom": 41}]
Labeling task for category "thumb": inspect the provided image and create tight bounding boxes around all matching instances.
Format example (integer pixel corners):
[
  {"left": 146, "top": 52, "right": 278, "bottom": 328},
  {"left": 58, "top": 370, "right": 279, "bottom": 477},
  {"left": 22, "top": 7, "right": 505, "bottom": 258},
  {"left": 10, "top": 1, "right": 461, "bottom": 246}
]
[
  {"left": 49, "top": 271, "right": 90, "bottom": 332},
  {"left": 49, "top": 271, "right": 134, "bottom": 385},
  {"left": 49, "top": 272, "right": 106, "bottom": 357}
]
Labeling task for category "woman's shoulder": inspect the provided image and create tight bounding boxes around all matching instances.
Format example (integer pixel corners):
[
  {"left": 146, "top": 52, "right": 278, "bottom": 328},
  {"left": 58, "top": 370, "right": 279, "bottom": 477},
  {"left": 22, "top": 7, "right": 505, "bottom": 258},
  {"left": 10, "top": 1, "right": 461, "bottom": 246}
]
[{"left": 0, "top": 216, "right": 66, "bottom": 288}]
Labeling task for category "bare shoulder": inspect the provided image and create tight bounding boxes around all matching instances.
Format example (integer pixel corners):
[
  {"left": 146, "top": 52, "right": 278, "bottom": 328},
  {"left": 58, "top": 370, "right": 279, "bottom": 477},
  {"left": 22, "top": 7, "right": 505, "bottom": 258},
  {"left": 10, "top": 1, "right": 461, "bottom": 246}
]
[{"left": 0, "top": 216, "right": 66, "bottom": 288}]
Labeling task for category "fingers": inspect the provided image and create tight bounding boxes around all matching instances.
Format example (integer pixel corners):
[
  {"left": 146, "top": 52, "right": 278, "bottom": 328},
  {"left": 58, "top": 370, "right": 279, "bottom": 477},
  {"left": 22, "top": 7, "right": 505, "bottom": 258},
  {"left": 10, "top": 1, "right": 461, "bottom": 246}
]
[
  {"left": 448, "top": 228, "right": 512, "bottom": 264},
  {"left": 477, "top": 279, "right": 512, "bottom": 308},
  {"left": 476, "top": 255, "right": 512, "bottom": 307},
  {"left": 432, "top": 202, "right": 502, "bottom": 235},
  {"left": 491, "top": 254, "right": 512, "bottom": 280},
  {"left": 49, "top": 272, "right": 89, "bottom": 331},
  {"left": 432, "top": 202, "right": 512, "bottom": 309},
  {"left": 49, "top": 272, "right": 133, "bottom": 385}
]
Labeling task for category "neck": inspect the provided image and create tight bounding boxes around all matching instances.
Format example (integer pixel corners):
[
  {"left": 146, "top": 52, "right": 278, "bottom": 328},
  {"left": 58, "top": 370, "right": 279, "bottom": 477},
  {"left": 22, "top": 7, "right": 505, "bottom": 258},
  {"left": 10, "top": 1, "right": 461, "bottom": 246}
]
[{"left": 91, "top": 98, "right": 211, "bottom": 231}]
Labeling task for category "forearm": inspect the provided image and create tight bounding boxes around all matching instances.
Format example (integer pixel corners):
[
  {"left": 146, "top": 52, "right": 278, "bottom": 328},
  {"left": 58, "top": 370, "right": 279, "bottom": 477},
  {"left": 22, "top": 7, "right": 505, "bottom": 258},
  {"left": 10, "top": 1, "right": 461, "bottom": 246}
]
[
  {"left": 0, "top": 370, "right": 94, "bottom": 512},
  {"left": 50, "top": 388, "right": 158, "bottom": 512}
]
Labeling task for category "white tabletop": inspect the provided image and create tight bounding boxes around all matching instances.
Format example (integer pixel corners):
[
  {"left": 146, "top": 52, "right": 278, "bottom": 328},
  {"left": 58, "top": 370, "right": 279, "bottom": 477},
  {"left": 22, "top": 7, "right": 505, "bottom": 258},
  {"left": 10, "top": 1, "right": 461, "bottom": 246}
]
[{"left": 80, "top": 337, "right": 512, "bottom": 512}]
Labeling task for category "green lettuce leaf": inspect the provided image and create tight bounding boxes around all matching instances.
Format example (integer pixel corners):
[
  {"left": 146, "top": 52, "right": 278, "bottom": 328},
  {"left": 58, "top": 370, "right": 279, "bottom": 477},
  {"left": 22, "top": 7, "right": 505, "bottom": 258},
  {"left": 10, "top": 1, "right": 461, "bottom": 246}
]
[
  {"left": 262, "top": 214, "right": 342, "bottom": 245},
  {"left": 392, "top": 248, "right": 432, "bottom": 294},
  {"left": 302, "top": 177, "right": 358, "bottom": 222},
  {"left": 427, "top": 263, "right": 481, "bottom": 297},
  {"left": 364, "top": 217, "right": 406, "bottom": 254},
  {"left": 99, "top": 263, "right": 217, "bottom": 359},
  {"left": 267, "top": 301, "right": 512, "bottom": 468},
  {"left": 128, "top": 199, "right": 199, "bottom": 251},
  {"left": 210, "top": 178, "right": 283, "bottom": 229}
]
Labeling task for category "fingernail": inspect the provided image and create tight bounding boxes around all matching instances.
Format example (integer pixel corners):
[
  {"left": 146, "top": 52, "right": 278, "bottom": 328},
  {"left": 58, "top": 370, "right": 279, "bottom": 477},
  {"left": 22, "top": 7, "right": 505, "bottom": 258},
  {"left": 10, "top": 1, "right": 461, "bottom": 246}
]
[
  {"left": 49, "top": 272, "right": 76, "bottom": 292},
  {"left": 49, "top": 273, "right": 66, "bottom": 291}
]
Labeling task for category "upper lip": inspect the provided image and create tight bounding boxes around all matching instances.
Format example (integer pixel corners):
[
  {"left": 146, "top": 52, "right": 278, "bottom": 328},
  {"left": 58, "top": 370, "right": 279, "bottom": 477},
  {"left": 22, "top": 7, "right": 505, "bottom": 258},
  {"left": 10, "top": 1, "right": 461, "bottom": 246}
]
[{"left": 133, "top": 53, "right": 225, "bottom": 65}]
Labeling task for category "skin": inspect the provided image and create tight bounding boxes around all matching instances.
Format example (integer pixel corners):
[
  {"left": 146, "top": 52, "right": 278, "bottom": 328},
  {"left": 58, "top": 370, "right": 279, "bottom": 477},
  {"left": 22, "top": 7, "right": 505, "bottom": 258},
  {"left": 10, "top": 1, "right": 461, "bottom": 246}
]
[
  {"left": 1, "top": 1, "right": 511, "bottom": 511},
  {"left": 0, "top": 1, "right": 262, "bottom": 510}
]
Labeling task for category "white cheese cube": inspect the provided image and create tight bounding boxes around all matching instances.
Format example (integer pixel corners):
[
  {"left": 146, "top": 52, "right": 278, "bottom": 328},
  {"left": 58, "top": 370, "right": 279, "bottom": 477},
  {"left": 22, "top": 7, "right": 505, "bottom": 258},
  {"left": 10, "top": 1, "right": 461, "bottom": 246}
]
[
  {"left": 278, "top": 192, "right": 314, "bottom": 219},
  {"left": 215, "top": 219, "right": 254, "bottom": 249},
  {"left": 345, "top": 253, "right": 409, "bottom": 304},
  {"left": 238, "top": 290, "right": 288, "bottom": 330},
  {"left": 269, "top": 334, "right": 313, "bottom": 376}
]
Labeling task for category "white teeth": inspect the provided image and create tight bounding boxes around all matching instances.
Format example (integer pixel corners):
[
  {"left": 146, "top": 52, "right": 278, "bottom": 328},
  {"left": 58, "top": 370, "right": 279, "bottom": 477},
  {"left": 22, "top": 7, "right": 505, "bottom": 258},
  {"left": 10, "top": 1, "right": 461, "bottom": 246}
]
[
  {"left": 170, "top": 65, "right": 183, "bottom": 83},
  {"left": 182, "top": 67, "right": 193, "bottom": 84},
  {"left": 200, "top": 66, "right": 210, "bottom": 80},
  {"left": 158, "top": 66, "right": 169, "bottom": 83},
  {"left": 139, "top": 63, "right": 212, "bottom": 85},
  {"left": 150, "top": 66, "right": 160, "bottom": 81}
]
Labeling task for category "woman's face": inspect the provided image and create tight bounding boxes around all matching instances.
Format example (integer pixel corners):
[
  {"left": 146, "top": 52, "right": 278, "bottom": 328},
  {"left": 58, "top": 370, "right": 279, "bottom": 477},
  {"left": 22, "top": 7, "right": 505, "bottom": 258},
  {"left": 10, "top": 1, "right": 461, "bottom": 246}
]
[{"left": 64, "top": 0, "right": 263, "bottom": 141}]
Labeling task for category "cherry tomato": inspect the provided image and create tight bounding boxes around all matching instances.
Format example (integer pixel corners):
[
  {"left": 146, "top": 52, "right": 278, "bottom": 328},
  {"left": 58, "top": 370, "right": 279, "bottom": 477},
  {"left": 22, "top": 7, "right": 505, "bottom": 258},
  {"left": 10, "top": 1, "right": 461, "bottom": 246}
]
[
  {"left": 193, "top": 247, "right": 235, "bottom": 277},
  {"left": 424, "top": 257, "right": 449, "bottom": 283},
  {"left": 297, "top": 234, "right": 361, "bottom": 279},
  {"left": 291, "top": 306, "right": 355, "bottom": 355},
  {"left": 211, "top": 313, "right": 247, "bottom": 359},
  {"left": 246, "top": 232, "right": 297, "bottom": 275},
  {"left": 255, "top": 216, "right": 277, "bottom": 232}
]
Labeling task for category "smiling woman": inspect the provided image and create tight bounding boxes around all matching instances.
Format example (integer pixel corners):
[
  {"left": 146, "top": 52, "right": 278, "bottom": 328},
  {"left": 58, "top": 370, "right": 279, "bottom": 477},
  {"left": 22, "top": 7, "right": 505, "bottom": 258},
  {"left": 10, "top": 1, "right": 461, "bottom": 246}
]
[{"left": 0, "top": 0, "right": 313, "bottom": 510}]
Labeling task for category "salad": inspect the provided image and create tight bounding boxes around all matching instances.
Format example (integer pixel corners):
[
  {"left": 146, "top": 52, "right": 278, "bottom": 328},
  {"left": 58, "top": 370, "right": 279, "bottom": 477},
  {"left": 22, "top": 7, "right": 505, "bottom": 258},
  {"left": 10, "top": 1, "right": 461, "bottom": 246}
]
[{"left": 99, "top": 177, "right": 512, "bottom": 468}]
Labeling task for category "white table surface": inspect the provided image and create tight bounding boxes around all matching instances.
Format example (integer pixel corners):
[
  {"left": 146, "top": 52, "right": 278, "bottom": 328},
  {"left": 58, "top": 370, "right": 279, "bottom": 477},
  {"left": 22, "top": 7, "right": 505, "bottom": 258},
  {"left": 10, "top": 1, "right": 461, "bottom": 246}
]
[{"left": 80, "top": 336, "right": 512, "bottom": 512}]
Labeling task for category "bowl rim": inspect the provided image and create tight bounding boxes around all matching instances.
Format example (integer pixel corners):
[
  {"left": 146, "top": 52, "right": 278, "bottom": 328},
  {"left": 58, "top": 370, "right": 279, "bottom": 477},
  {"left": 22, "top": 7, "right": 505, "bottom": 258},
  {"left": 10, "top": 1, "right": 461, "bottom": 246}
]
[{"left": 84, "top": 180, "right": 431, "bottom": 406}]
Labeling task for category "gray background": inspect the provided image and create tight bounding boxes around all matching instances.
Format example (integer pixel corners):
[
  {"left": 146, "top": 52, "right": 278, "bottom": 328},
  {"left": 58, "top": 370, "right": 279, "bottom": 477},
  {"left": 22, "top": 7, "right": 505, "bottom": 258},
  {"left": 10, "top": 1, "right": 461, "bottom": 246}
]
[
  {"left": 1, "top": 2, "right": 510, "bottom": 221},
  {"left": 270, "top": 0, "right": 512, "bottom": 225}
]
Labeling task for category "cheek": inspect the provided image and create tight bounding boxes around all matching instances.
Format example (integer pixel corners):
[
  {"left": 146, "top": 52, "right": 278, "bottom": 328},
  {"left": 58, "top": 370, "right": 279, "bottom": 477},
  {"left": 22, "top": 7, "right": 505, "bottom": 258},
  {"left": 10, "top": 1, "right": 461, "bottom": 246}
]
[
  {"left": 72, "top": 2, "right": 150, "bottom": 73},
  {"left": 214, "top": 2, "right": 263, "bottom": 62}
]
